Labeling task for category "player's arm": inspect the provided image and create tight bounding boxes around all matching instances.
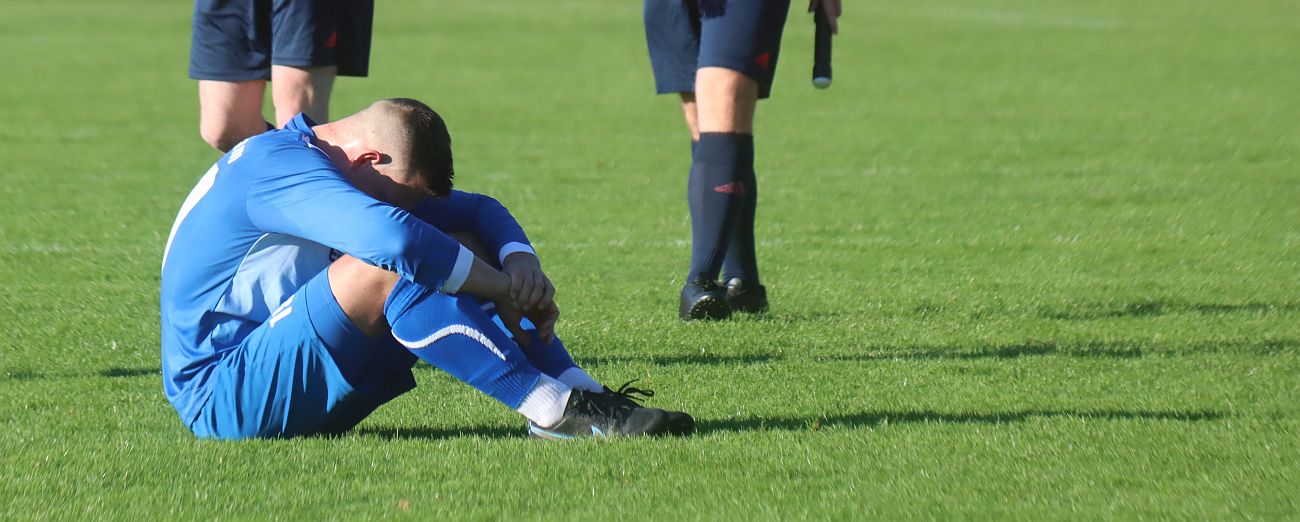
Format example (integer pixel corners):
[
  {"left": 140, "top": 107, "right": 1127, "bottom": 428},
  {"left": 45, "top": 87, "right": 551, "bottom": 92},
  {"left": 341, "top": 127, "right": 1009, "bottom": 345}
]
[
  {"left": 246, "top": 162, "right": 476, "bottom": 294},
  {"left": 457, "top": 255, "right": 558, "bottom": 344},
  {"left": 409, "top": 190, "right": 534, "bottom": 266},
  {"left": 410, "top": 191, "right": 553, "bottom": 312}
]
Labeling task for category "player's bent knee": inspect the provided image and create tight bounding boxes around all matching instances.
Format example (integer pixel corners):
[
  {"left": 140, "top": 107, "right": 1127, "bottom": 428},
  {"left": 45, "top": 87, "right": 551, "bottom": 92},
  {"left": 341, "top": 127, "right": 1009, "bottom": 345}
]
[{"left": 327, "top": 256, "right": 399, "bottom": 336}]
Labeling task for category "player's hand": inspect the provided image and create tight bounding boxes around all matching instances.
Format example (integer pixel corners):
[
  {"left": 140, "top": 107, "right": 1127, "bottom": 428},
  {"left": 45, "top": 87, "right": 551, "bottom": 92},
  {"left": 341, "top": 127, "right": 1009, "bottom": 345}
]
[
  {"left": 809, "top": 0, "right": 841, "bottom": 34},
  {"left": 525, "top": 300, "right": 560, "bottom": 345},
  {"left": 492, "top": 297, "right": 559, "bottom": 347},
  {"left": 502, "top": 252, "right": 555, "bottom": 313},
  {"left": 493, "top": 298, "right": 534, "bottom": 347}
]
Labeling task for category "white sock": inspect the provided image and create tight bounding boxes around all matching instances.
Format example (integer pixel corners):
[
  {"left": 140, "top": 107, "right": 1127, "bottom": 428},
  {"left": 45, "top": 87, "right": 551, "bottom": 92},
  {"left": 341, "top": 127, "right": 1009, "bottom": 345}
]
[
  {"left": 557, "top": 367, "right": 604, "bottom": 392},
  {"left": 515, "top": 374, "right": 572, "bottom": 427}
]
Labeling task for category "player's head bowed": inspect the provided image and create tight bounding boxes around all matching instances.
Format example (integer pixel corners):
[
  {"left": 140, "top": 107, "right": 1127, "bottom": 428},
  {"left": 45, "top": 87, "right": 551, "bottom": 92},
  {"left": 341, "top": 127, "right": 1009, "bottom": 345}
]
[
  {"left": 320, "top": 98, "right": 456, "bottom": 205},
  {"left": 374, "top": 97, "right": 455, "bottom": 197}
]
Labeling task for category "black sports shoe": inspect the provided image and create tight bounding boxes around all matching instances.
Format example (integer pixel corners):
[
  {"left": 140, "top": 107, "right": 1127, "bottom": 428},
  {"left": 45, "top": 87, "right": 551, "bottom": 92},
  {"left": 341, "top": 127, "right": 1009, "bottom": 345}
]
[
  {"left": 680, "top": 279, "right": 732, "bottom": 321},
  {"left": 602, "top": 381, "right": 695, "bottom": 436},
  {"left": 528, "top": 389, "right": 672, "bottom": 439},
  {"left": 724, "top": 277, "right": 768, "bottom": 314}
]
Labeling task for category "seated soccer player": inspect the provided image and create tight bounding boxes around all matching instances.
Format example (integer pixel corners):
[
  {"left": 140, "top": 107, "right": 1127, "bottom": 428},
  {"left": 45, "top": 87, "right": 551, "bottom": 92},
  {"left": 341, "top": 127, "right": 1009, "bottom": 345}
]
[{"left": 160, "top": 98, "right": 693, "bottom": 440}]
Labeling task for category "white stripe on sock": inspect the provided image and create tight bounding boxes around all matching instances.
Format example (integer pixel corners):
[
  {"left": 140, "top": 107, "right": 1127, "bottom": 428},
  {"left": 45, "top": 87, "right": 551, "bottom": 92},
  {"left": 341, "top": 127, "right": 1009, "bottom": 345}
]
[{"left": 393, "top": 324, "right": 506, "bottom": 361}]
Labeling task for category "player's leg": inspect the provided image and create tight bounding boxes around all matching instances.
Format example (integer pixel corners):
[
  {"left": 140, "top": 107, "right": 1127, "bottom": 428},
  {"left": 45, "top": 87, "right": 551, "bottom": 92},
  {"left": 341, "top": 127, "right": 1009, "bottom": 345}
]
[
  {"left": 270, "top": 65, "right": 336, "bottom": 126},
  {"left": 680, "top": 93, "right": 701, "bottom": 141},
  {"left": 189, "top": 255, "right": 560, "bottom": 439},
  {"left": 482, "top": 306, "right": 602, "bottom": 392},
  {"left": 683, "top": 0, "right": 790, "bottom": 318},
  {"left": 445, "top": 232, "right": 604, "bottom": 393},
  {"left": 424, "top": 232, "right": 697, "bottom": 436},
  {"left": 334, "top": 256, "right": 684, "bottom": 438},
  {"left": 189, "top": 0, "right": 274, "bottom": 151},
  {"left": 197, "top": 80, "right": 270, "bottom": 152},
  {"left": 644, "top": 0, "right": 730, "bottom": 319},
  {"left": 327, "top": 256, "right": 561, "bottom": 425},
  {"left": 677, "top": 65, "right": 756, "bottom": 320},
  {"left": 189, "top": 264, "right": 415, "bottom": 439}
]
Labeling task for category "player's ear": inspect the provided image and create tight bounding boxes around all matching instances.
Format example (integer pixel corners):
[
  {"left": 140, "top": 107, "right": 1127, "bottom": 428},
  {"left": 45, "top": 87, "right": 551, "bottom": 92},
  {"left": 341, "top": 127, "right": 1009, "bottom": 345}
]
[
  {"left": 353, "top": 150, "right": 380, "bottom": 167},
  {"left": 352, "top": 151, "right": 392, "bottom": 168}
]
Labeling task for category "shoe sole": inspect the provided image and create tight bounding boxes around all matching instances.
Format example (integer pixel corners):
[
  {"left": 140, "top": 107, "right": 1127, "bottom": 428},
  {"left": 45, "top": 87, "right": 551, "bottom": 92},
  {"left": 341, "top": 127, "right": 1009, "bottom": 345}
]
[
  {"left": 683, "top": 295, "right": 731, "bottom": 321},
  {"left": 528, "top": 422, "right": 583, "bottom": 440}
]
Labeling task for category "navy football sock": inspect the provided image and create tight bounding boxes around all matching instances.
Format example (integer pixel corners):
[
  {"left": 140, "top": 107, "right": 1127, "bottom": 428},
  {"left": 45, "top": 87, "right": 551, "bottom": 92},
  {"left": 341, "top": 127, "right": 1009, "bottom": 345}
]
[
  {"left": 687, "top": 133, "right": 752, "bottom": 283},
  {"left": 384, "top": 278, "right": 542, "bottom": 409},
  {"left": 721, "top": 155, "right": 759, "bottom": 286}
]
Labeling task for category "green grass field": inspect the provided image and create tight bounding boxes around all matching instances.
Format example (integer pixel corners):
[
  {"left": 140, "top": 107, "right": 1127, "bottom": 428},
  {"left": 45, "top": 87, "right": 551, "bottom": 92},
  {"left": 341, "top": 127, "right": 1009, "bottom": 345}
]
[{"left": 2, "top": 0, "right": 1298, "bottom": 518}]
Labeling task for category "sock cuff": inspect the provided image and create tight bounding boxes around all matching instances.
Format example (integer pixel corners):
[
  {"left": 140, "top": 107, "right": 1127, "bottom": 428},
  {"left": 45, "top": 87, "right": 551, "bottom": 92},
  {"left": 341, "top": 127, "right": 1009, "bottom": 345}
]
[
  {"left": 696, "top": 132, "right": 754, "bottom": 165},
  {"left": 557, "top": 367, "right": 604, "bottom": 392},
  {"left": 516, "top": 374, "right": 573, "bottom": 427}
]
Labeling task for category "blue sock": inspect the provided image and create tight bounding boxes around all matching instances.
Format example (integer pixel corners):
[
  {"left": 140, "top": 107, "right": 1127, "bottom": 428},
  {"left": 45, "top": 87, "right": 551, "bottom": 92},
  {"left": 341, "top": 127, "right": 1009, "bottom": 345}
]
[
  {"left": 478, "top": 302, "right": 603, "bottom": 392},
  {"left": 383, "top": 278, "right": 542, "bottom": 409},
  {"left": 721, "top": 151, "right": 759, "bottom": 286},
  {"left": 687, "top": 132, "right": 753, "bottom": 283}
]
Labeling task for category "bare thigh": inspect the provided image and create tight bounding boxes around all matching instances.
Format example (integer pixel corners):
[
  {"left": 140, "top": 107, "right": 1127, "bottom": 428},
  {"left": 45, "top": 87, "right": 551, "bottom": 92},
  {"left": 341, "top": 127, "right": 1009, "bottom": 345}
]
[{"left": 694, "top": 67, "right": 759, "bottom": 134}]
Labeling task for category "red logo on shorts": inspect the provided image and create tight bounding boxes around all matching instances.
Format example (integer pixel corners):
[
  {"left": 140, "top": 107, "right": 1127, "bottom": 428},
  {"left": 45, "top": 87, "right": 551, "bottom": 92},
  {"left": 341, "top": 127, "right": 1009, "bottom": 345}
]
[
  {"left": 754, "top": 52, "right": 771, "bottom": 70},
  {"left": 326, "top": 31, "right": 338, "bottom": 49},
  {"left": 714, "top": 182, "right": 747, "bottom": 196}
]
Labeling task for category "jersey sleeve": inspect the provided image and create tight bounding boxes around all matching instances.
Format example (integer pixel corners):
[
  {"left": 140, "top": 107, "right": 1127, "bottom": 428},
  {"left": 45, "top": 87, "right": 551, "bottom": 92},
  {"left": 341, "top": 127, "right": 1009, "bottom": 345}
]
[
  {"left": 409, "top": 190, "right": 535, "bottom": 266},
  {"left": 244, "top": 145, "right": 474, "bottom": 293}
]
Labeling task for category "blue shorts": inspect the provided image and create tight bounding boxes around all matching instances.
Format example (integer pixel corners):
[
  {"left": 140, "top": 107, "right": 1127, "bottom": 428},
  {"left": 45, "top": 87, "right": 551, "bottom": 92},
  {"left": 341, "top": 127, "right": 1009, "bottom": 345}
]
[
  {"left": 189, "top": 0, "right": 375, "bottom": 81},
  {"left": 643, "top": 0, "right": 792, "bottom": 99},
  {"left": 188, "top": 271, "right": 416, "bottom": 439}
]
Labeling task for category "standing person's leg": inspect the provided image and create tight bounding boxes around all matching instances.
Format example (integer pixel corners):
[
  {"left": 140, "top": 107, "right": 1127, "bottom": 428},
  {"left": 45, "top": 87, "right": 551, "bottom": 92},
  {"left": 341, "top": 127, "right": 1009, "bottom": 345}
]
[
  {"left": 270, "top": 65, "right": 336, "bottom": 126},
  {"left": 189, "top": 0, "right": 275, "bottom": 151},
  {"left": 197, "top": 80, "right": 270, "bottom": 152},
  {"left": 644, "top": 0, "right": 736, "bottom": 320},
  {"left": 683, "top": 0, "right": 790, "bottom": 318},
  {"left": 268, "top": 0, "right": 374, "bottom": 126}
]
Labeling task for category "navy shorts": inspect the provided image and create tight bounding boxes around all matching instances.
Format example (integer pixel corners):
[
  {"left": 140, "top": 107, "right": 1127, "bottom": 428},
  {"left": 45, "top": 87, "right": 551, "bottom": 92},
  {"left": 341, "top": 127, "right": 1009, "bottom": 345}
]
[
  {"left": 643, "top": 0, "right": 792, "bottom": 99},
  {"left": 188, "top": 271, "right": 417, "bottom": 439},
  {"left": 189, "top": 0, "right": 375, "bottom": 81}
]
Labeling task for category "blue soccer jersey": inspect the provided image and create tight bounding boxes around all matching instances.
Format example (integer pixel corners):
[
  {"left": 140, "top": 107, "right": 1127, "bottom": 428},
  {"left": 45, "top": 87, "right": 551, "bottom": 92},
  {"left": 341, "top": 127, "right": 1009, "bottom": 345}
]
[{"left": 160, "top": 114, "right": 532, "bottom": 426}]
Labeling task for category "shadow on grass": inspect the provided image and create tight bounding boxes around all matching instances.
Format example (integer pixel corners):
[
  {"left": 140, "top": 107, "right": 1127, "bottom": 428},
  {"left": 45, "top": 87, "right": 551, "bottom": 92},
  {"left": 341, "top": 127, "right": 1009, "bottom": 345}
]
[
  {"left": 573, "top": 341, "right": 1140, "bottom": 368},
  {"left": 354, "top": 424, "right": 521, "bottom": 440},
  {"left": 575, "top": 353, "right": 781, "bottom": 367},
  {"left": 350, "top": 408, "right": 1227, "bottom": 440},
  {"left": 99, "top": 367, "right": 159, "bottom": 378},
  {"left": 3, "top": 367, "right": 160, "bottom": 381},
  {"left": 1041, "top": 299, "right": 1300, "bottom": 321},
  {"left": 697, "top": 408, "right": 1228, "bottom": 434},
  {"left": 575, "top": 337, "right": 1299, "bottom": 368}
]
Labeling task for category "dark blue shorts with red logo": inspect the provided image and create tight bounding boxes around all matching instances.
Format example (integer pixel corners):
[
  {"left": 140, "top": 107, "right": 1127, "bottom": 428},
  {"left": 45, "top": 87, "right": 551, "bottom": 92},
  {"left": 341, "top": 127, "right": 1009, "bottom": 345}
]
[
  {"left": 643, "top": 0, "right": 792, "bottom": 99},
  {"left": 189, "top": 0, "right": 375, "bottom": 82}
]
